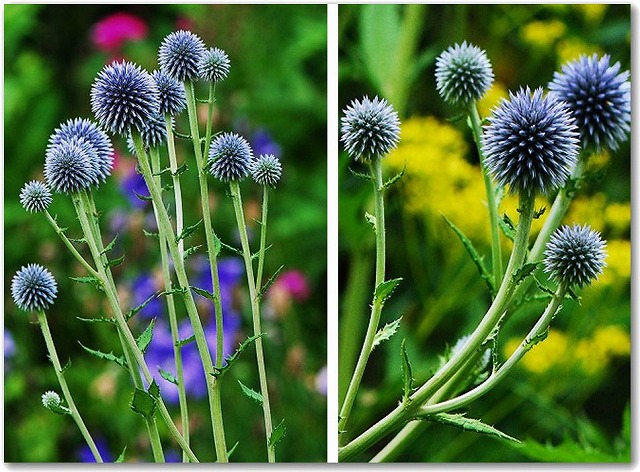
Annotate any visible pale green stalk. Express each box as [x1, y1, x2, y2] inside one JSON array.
[[149, 145, 191, 462], [229, 180, 275, 462], [164, 116, 185, 258], [37, 310, 103, 462], [131, 133, 227, 462], [338, 156, 385, 443], [339, 193, 535, 461], [203, 82, 216, 160], [70, 191, 197, 462], [255, 185, 269, 291]]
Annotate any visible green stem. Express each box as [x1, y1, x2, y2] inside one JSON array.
[[204, 82, 216, 161], [71, 192, 196, 462], [469, 102, 502, 284], [229, 180, 275, 462], [338, 156, 386, 443], [149, 145, 191, 462], [131, 133, 227, 462], [37, 310, 103, 463], [165, 116, 185, 258], [339, 192, 535, 461], [255, 186, 269, 291], [43, 210, 99, 278]]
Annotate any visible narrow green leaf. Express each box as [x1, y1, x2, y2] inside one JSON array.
[[442, 215, 496, 295], [148, 380, 160, 399], [533, 206, 546, 219], [126, 292, 159, 320], [142, 229, 159, 239], [158, 368, 178, 385], [211, 333, 266, 378], [67, 237, 86, 244], [383, 164, 406, 189], [158, 287, 187, 297], [176, 335, 195, 347], [348, 166, 372, 181], [192, 286, 217, 302], [61, 358, 72, 373], [48, 403, 72, 416], [400, 339, 413, 403], [211, 231, 222, 257], [237, 379, 263, 405], [173, 163, 188, 177], [567, 286, 581, 304], [162, 183, 174, 192], [183, 245, 202, 260], [257, 265, 284, 300], [219, 239, 242, 256], [76, 315, 115, 324], [268, 419, 286, 448], [136, 318, 156, 354], [105, 254, 125, 268], [365, 211, 376, 230], [372, 317, 402, 350], [499, 213, 516, 241], [78, 342, 127, 368], [226, 442, 239, 460], [251, 244, 272, 261], [69, 276, 103, 291], [130, 388, 156, 419], [425, 413, 520, 444], [176, 219, 202, 242], [116, 446, 127, 463], [100, 234, 118, 255], [133, 190, 153, 202], [512, 262, 540, 286], [373, 278, 402, 306]]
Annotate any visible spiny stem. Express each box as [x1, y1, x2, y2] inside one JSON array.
[[131, 132, 227, 462], [149, 145, 191, 462], [338, 156, 386, 443], [37, 310, 103, 463], [204, 82, 216, 161], [255, 185, 269, 291], [469, 102, 502, 285], [165, 116, 185, 258], [229, 180, 275, 462]]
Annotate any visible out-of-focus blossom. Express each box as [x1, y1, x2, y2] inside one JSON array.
[[252, 129, 282, 158], [315, 365, 327, 396], [267, 269, 310, 317], [5, 330, 16, 373], [131, 272, 163, 318], [91, 12, 148, 52], [77, 437, 113, 462], [120, 166, 150, 209]]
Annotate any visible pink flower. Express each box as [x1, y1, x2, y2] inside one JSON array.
[[273, 270, 310, 302], [91, 12, 148, 52]]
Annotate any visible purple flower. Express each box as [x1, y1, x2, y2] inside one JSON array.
[[77, 437, 113, 462], [131, 273, 162, 318], [252, 129, 282, 158], [120, 168, 150, 209], [5, 330, 15, 373]]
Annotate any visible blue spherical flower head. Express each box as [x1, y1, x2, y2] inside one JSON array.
[[208, 132, 253, 182], [483, 87, 580, 196], [198, 47, 230, 82], [251, 154, 282, 187], [44, 138, 98, 194], [142, 114, 168, 149], [435, 41, 494, 107], [158, 30, 206, 82], [544, 224, 606, 288], [549, 54, 631, 151], [47, 118, 114, 184], [341, 96, 400, 161], [11, 264, 58, 311], [20, 180, 52, 213], [151, 70, 187, 116], [91, 61, 160, 136]]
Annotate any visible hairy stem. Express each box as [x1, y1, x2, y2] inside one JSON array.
[[37, 310, 103, 463], [165, 115, 185, 258], [255, 185, 269, 291]]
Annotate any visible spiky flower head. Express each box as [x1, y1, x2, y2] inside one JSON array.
[[41, 391, 62, 409], [341, 96, 400, 161], [11, 264, 58, 312], [44, 138, 97, 193], [549, 54, 631, 151], [544, 224, 606, 288], [208, 132, 253, 182], [250, 154, 282, 187], [91, 61, 160, 136], [435, 41, 494, 107], [151, 70, 187, 116], [158, 30, 206, 82], [47, 118, 114, 184], [483, 87, 580, 196], [198, 47, 231, 82], [20, 180, 52, 213]]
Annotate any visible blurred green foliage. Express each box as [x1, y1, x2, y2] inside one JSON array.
[[5, 4, 326, 462], [339, 4, 630, 462]]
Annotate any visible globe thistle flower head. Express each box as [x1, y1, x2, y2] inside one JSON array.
[[141, 114, 168, 149], [544, 224, 606, 288], [483, 87, 580, 196], [250, 154, 282, 187], [158, 30, 206, 82], [11, 264, 58, 312], [44, 138, 97, 194], [91, 61, 160, 136], [20, 180, 52, 213], [198, 47, 231, 82], [208, 132, 253, 182], [341, 96, 400, 161], [549, 54, 630, 151], [435, 41, 494, 107], [47, 118, 114, 183], [151, 70, 186, 116], [41, 391, 62, 410]]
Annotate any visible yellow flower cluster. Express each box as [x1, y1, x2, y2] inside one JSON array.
[[504, 325, 630, 376], [521, 20, 567, 49], [556, 38, 603, 65]]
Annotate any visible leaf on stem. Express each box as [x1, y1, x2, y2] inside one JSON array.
[[176, 219, 202, 242], [533, 206, 546, 219], [78, 342, 127, 368], [373, 278, 403, 307], [61, 358, 72, 373], [400, 339, 414, 403], [176, 335, 195, 347], [257, 265, 284, 300], [499, 213, 516, 241], [218, 239, 242, 256], [76, 315, 115, 324], [512, 262, 540, 286], [133, 190, 153, 202], [226, 442, 239, 460], [142, 229, 159, 238], [372, 317, 402, 350], [211, 231, 222, 257], [191, 286, 217, 302], [99, 234, 118, 255], [116, 446, 127, 463], [126, 292, 160, 320], [136, 318, 156, 354], [158, 368, 178, 385], [237, 379, 263, 405], [67, 236, 86, 244], [183, 245, 202, 260], [383, 164, 406, 189], [69, 276, 103, 291], [348, 166, 373, 182], [423, 413, 521, 444], [365, 211, 376, 230], [442, 215, 496, 295], [105, 254, 125, 268], [48, 402, 72, 416], [130, 387, 156, 419], [211, 333, 266, 378], [251, 244, 272, 261], [268, 419, 286, 448]]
